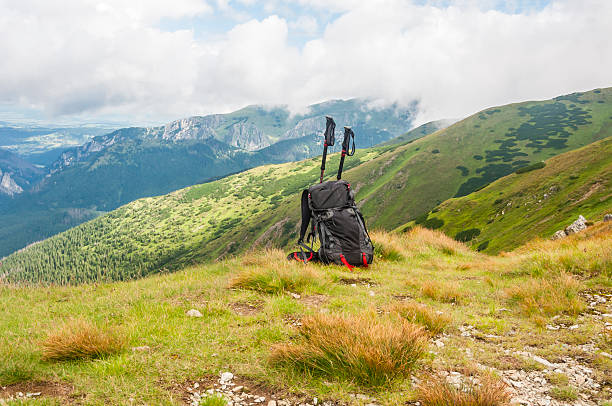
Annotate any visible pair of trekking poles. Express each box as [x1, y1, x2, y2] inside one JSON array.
[[319, 116, 355, 183]]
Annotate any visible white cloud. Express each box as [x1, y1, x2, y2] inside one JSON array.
[[0, 0, 611, 125], [289, 15, 319, 36]]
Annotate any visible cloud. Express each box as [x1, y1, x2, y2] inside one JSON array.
[[0, 0, 611, 125]]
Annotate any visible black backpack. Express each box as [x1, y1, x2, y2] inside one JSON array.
[[290, 117, 374, 270]]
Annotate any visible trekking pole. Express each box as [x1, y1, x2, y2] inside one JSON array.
[[337, 126, 355, 180], [319, 116, 336, 183]]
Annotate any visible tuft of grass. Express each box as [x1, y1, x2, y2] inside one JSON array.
[[504, 274, 584, 317], [421, 280, 465, 304], [546, 372, 569, 386], [269, 313, 429, 386], [229, 264, 323, 294], [199, 394, 228, 406], [417, 374, 511, 406], [0, 359, 35, 385], [40, 318, 126, 361], [371, 231, 404, 261], [549, 385, 579, 401], [389, 302, 451, 335]]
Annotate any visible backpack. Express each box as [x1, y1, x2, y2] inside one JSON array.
[[289, 116, 374, 270], [297, 180, 374, 270]]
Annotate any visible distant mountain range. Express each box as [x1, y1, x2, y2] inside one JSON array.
[[0, 99, 421, 257], [0, 124, 115, 165]]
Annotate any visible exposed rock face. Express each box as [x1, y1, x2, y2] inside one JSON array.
[[50, 131, 122, 173], [605, 214, 612, 222], [0, 170, 23, 196], [225, 122, 270, 151], [551, 230, 567, 240], [565, 215, 588, 235], [159, 116, 221, 141]]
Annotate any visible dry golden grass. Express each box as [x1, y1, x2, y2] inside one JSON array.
[[270, 313, 429, 386], [372, 227, 474, 262], [41, 318, 126, 361], [420, 280, 466, 304], [504, 273, 584, 317], [512, 222, 612, 278], [417, 374, 511, 406], [389, 301, 451, 335], [229, 260, 324, 294]]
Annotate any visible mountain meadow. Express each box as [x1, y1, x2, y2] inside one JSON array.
[[0, 88, 611, 406]]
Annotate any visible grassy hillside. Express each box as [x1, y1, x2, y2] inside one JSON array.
[[401, 136, 612, 253], [382, 118, 457, 145], [1, 225, 610, 405], [2, 88, 612, 284]]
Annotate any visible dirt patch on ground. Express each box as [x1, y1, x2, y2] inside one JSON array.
[[0, 381, 75, 403], [392, 294, 413, 301], [230, 300, 264, 316], [174, 374, 339, 406], [299, 294, 328, 307], [282, 314, 302, 327], [338, 277, 377, 287]]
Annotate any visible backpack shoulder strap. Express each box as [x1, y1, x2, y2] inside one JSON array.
[[298, 189, 311, 243]]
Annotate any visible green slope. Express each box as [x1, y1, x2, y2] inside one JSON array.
[[3, 87, 612, 284], [400, 136, 612, 253]]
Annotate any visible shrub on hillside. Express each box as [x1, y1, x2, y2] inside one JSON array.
[[270, 314, 428, 386], [455, 228, 481, 242], [41, 318, 126, 361], [417, 374, 511, 406]]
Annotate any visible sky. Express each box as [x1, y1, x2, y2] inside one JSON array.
[[0, 0, 611, 127]]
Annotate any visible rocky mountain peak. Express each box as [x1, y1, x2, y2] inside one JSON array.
[[0, 170, 23, 196]]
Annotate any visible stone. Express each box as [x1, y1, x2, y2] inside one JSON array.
[[532, 355, 555, 368], [220, 372, 234, 383], [268, 401, 277, 406], [232, 386, 243, 393], [564, 215, 587, 235], [551, 230, 567, 240], [186, 309, 203, 317], [604, 213, 612, 222]]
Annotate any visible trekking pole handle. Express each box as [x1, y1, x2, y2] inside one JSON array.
[[337, 126, 355, 180], [320, 116, 336, 183]]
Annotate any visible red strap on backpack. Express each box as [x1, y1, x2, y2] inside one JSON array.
[[362, 252, 368, 267], [294, 252, 313, 263], [339, 254, 354, 271]]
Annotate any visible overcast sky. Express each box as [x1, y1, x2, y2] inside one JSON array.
[[0, 0, 611, 126]]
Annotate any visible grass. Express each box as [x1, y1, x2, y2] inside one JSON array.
[[40, 318, 126, 361], [389, 301, 451, 335], [199, 394, 228, 406], [0, 359, 35, 385], [504, 274, 584, 318], [549, 385, 579, 401], [421, 281, 466, 304], [417, 375, 511, 406], [229, 252, 325, 294], [270, 313, 428, 386], [1, 225, 611, 404]]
